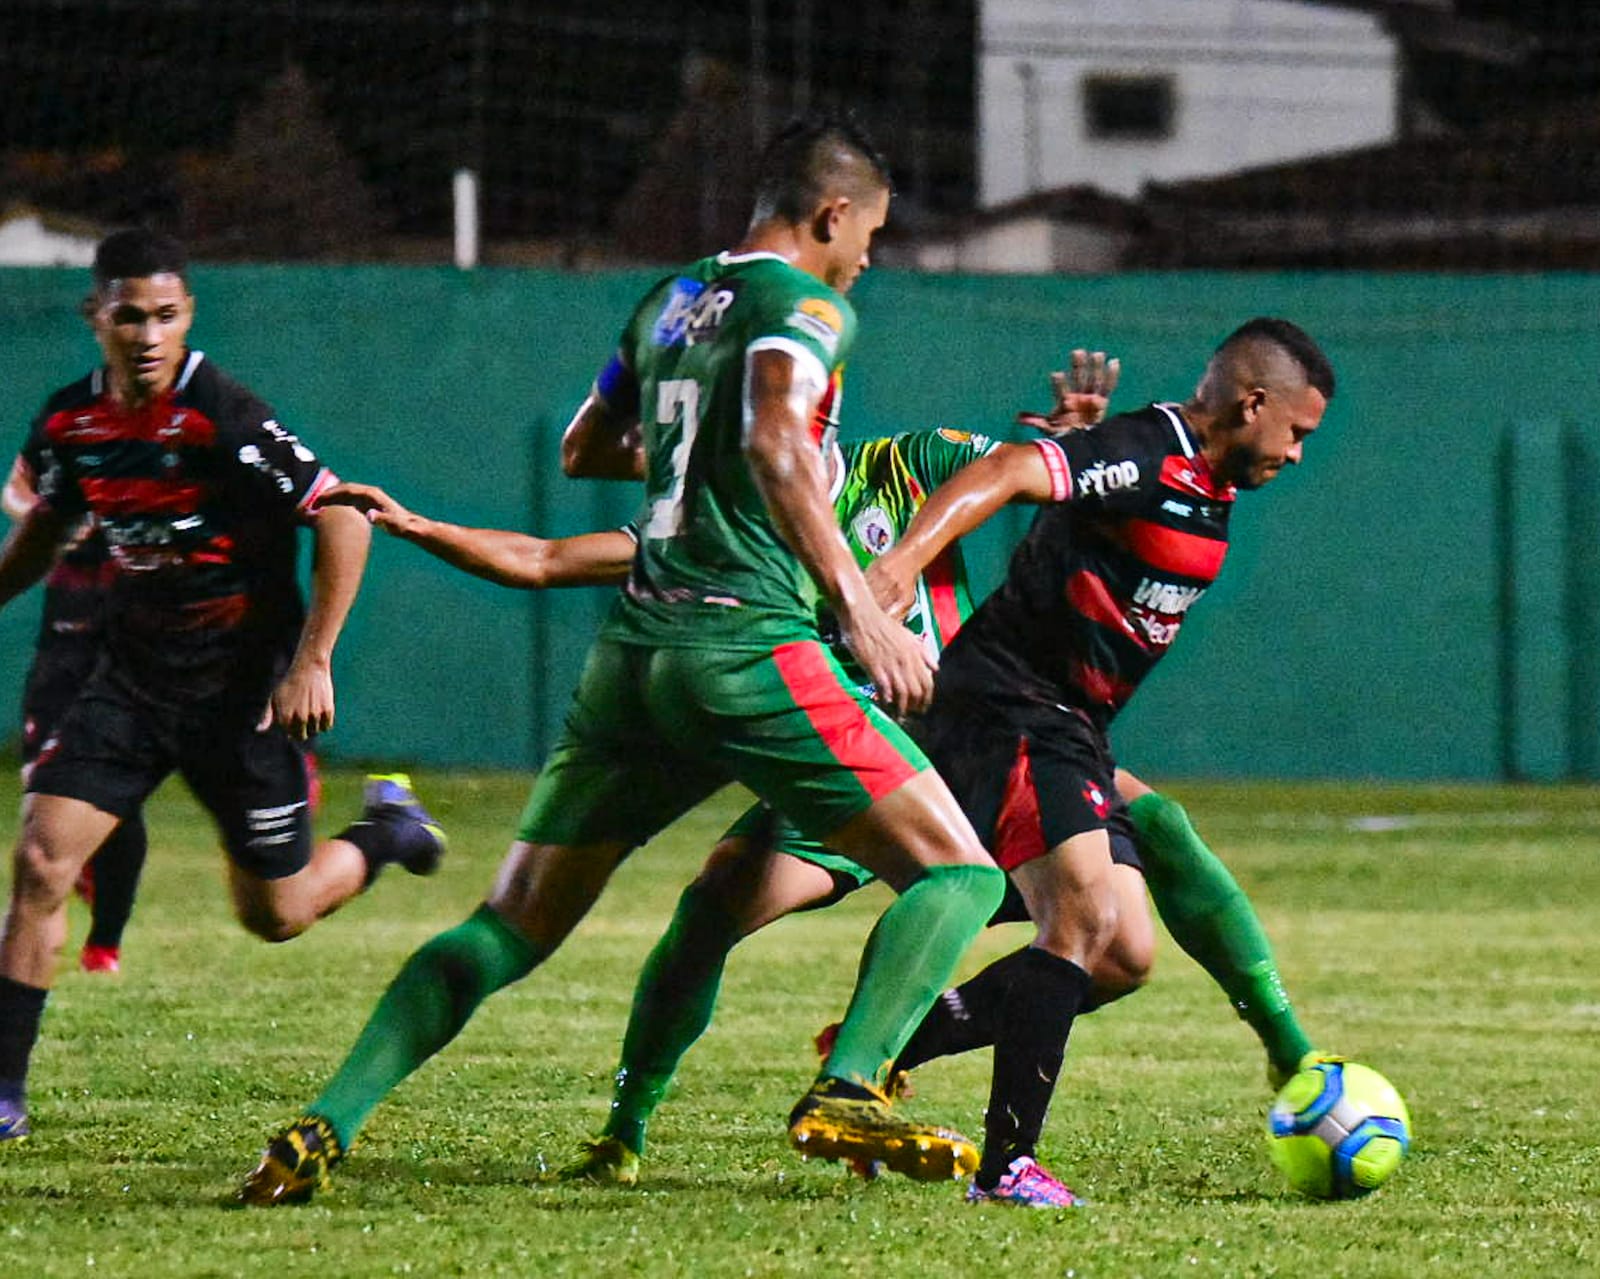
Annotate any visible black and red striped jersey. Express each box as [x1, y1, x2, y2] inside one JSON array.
[[937, 402, 1235, 724], [21, 351, 336, 703]]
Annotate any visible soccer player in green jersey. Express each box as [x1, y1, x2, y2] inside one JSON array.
[[239, 114, 1008, 1205]]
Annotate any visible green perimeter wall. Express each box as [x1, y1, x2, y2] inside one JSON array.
[[2, 266, 1596, 780]]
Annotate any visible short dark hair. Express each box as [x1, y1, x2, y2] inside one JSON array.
[[750, 112, 892, 224], [1215, 317, 1336, 399], [92, 228, 189, 292]]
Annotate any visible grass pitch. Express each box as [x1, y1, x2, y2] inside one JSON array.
[[1, 771, 1598, 1278]]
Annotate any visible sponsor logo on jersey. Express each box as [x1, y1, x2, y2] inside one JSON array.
[[851, 504, 896, 555], [1077, 458, 1140, 498], [1082, 781, 1111, 819], [237, 443, 294, 493], [798, 297, 843, 332], [652, 278, 744, 347], [1131, 577, 1206, 615], [262, 419, 316, 462], [1160, 498, 1192, 518], [935, 428, 994, 452], [651, 278, 704, 344]]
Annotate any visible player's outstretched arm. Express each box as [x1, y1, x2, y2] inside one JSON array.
[[0, 500, 71, 610], [868, 442, 1060, 619], [743, 348, 935, 715], [319, 482, 633, 590], [271, 503, 371, 740], [561, 389, 645, 481]]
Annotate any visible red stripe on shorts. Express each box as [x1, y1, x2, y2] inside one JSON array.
[[772, 640, 919, 802], [993, 737, 1048, 872]]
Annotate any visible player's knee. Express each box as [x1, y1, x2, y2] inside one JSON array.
[[235, 901, 310, 944], [11, 836, 80, 909], [1033, 885, 1120, 963]]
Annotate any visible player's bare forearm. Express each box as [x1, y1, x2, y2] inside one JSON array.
[[0, 503, 70, 610], [878, 442, 1057, 587], [320, 481, 631, 588], [297, 503, 370, 665], [398, 522, 632, 589], [561, 392, 645, 480], [273, 503, 369, 737]]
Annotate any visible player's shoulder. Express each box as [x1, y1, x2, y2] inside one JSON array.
[[28, 372, 99, 444], [36, 372, 98, 420], [176, 354, 276, 431], [1068, 402, 1195, 461], [1097, 402, 1187, 441]]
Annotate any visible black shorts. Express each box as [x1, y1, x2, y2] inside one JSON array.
[[27, 667, 314, 880], [20, 635, 103, 768], [914, 689, 1142, 882]]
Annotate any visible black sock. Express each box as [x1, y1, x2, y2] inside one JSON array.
[[86, 815, 148, 949], [0, 976, 50, 1095], [975, 948, 1092, 1189], [337, 818, 404, 886], [895, 946, 1036, 1072]]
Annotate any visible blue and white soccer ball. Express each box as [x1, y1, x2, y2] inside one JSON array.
[[1267, 1059, 1411, 1198]]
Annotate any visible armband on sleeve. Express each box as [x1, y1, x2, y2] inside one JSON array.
[[1032, 437, 1073, 502], [595, 352, 640, 418]]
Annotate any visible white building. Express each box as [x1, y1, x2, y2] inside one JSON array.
[[980, 0, 1400, 205], [0, 208, 98, 266]]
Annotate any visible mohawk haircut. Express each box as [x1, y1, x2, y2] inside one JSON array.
[[1214, 317, 1336, 400], [92, 228, 189, 292], [749, 112, 892, 225]]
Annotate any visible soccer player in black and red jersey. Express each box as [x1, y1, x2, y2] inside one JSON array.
[[0, 229, 445, 1141], [870, 318, 1336, 1204]]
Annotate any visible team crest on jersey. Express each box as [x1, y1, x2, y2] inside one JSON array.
[[787, 297, 843, 356], [851, 504, 896, 556], [653, 278, 742, 347]]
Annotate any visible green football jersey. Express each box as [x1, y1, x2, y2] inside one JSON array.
[[599, 251, 856, 650], [827, 427, 1004, 683]]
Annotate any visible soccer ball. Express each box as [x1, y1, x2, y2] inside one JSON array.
[[1267, 1060, 1411, 1199]]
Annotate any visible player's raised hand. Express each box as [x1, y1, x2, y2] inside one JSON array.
[[839, 600, 936, 716], [1016, 348, 1121, 436], [316, 482, 422, 539]]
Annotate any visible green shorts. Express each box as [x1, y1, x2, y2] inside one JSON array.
[[722, 802, 877, 897], [518, 635, 928, 848]]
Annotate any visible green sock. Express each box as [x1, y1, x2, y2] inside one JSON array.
[[310, 904, 542, 1149], [603, 881, 742, 1155], [823, 862, 1005, 1091], [1129, 792, 1313, 1076]]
